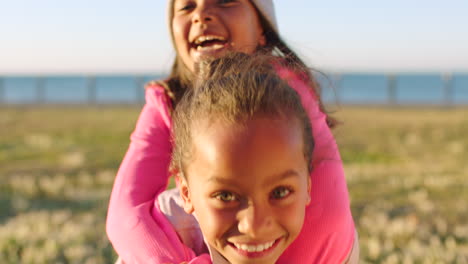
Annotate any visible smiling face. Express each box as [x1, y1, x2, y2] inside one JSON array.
[[172, 0, 266, 71], [178, 116, 310, 264]]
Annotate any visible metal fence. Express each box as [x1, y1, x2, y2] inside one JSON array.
[[0, 76, 149, 105], [323, 73, 465, 106], [0, 73, 467, 106]]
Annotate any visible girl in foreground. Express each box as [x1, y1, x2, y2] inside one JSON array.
[[162, 54, 315, 264], [107, 0, 358, 263]]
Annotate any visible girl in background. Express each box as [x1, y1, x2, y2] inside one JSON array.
[[107, 0, 358, 263]]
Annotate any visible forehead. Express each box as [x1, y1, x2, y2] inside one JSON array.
[[171, 0, 259, 12], [186, 116, 306, 184], [194, 115, 302, 149]]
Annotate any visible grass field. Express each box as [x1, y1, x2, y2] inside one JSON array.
[[1, 106, 467, 263]]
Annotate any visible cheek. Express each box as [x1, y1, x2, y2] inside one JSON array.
[[280, 200, 308, 237], [194, 202, 236, 240], [232, 17, 259, 36], [172, 19, 189, 47]]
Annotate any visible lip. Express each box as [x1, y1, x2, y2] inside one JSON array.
[[190, 42, 229, 62], [189, 33, 230, 60], [189, 31, 227, 44], [227, 237, 283, 259], [192, 35, 227, 45]]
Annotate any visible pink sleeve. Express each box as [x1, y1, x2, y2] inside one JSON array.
[[276, 68, 356, 263], [106, 86, 212, 264]]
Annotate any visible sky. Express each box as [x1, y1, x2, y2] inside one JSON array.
[[1, 0, 467, 74]]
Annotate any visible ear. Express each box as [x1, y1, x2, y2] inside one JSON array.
[[259, 33, 266, 46], [306, 177, 312, 205], [177, 176, 195, 214]]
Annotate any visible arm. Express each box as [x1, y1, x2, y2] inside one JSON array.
[[343, 230, 360, 264], [276, 68, 357, 263], [106, 86, 211, 264]]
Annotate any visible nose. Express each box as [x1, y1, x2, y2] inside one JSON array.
[[192, 5, 214, 24], [238, 203, 273, 238]]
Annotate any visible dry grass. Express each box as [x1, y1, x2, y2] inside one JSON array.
[[0, 106, 467, 263], [333, 106, 468, 263]]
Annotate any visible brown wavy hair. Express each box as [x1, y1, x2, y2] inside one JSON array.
[[171, 52, 315, 176]]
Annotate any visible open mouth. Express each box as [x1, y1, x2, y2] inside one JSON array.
[[192, 35, 228, 52], [227, 237, 282, 258]]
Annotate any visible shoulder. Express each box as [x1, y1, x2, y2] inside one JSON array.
[[144, 80, 174, 110], [273, 63, 318, 102], [145, 79, 171, 97]]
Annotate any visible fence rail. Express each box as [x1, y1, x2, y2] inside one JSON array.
[[0, 73, 467, 106]]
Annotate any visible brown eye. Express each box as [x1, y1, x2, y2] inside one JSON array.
[[177, 2, 195, 11], [271, 187, 292, 200], [218, 0, 235, 3], [214, 191, 237, 202], [218, 0, 237, 6]]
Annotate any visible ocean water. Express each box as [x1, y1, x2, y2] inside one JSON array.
[[1, 73, 467, 105], [317, 73, 468, 105], [0, 75, 161, 104]]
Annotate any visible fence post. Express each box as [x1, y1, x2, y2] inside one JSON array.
[[87, 76, 96, 104], [443, 73, 453, 106], [0, 77, 4, 104], [333, 73, 342, 104], [135, 76, 145, 104], [36, 77, 46, 104], [387, 74, 397, 105]]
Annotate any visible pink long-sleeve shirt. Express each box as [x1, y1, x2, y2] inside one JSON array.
[[106, 66, 355, 264]]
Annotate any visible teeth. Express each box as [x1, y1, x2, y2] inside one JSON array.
[[196, 43, 225, 51], [194, 35, 226, 45], [233, 241, 275, 253]]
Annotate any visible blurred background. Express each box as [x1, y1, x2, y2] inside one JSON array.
[[1, 0, 467, 263]]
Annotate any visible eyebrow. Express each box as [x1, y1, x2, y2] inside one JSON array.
[[206, 170, 300, 185], [206, 176, 233, 185], [265, 170, 301, 186]]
